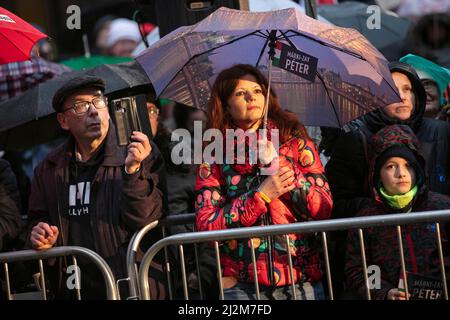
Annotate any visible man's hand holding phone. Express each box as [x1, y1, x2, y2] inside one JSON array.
[[124, 131, 152, 174]]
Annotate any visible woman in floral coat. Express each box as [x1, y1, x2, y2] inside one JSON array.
[[195, 64, 333, 300]]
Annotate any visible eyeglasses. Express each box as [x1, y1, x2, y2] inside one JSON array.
[[148, 107, 160, 119], [63, 96, 107, 115]]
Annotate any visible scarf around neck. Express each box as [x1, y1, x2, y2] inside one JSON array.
[[379, 185, 418, 209]]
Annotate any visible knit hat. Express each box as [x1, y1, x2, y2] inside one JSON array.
[[373, 145, 424, 190], [106, 18, 141, 48], [400, 54, 450, 107]]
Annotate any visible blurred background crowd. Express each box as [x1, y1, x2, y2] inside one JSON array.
[[0, 0, 448, 65]]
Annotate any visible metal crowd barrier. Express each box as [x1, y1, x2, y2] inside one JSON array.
[[122, 214, 197, 300], [158, 213, 199, 300], [0, 246, 119, 300], [120, 220, 159, 300], [137, 209, 450, 300]]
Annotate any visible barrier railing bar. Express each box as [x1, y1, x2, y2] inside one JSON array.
[[193, 242, 204, 300], [179, 244, 189, 300], [72, 256, 81, 300], [38, 259, 47, 300], [192, 223, 204, 300], [214, 241, 224, 300], [142, 210, 450, 247], [435, 222, 448, 300], [125, 220, 159, 300], [138, 210, 450, 300], [4, 262, 12, 300], [161, 226, 174, 300], [357, 229, 371, 300], [249, 238, 260, 300], [284, 235, 297, 300], [0, 246, 119, 300], [396, 226, 409, 300], [321, 231, 334, 300]]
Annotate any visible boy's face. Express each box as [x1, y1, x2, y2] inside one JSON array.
[[380, 156, 416, 195]]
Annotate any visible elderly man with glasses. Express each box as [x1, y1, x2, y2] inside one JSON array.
[[27, 76, 166, 299]]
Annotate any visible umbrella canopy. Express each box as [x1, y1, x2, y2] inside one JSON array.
[[0, 61, 151, 151], [317, 1, 412, 61], [131, 0, 332, 57], [0, 6, 47, 63], [60, 55, 133, 70], [137, 7, 400, 128]]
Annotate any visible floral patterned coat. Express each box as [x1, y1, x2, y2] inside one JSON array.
[[195, 133, 333, 287]]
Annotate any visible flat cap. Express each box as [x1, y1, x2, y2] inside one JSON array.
[[52, 76, 106, 112]]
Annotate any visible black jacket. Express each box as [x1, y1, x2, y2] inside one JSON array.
[[326, 61, 450, 218], [0, 158, 22, 251], [28, 122, 167, 295]]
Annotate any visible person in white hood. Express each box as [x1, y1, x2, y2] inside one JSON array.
[[106, 18, 141, 57]]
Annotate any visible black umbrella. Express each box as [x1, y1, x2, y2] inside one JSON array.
[[318, 1, 412, 61], [0, 61, 151, 151]]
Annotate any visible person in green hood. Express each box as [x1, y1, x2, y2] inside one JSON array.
[[345, 124, 450, 300], [400, 54, 450, 121]]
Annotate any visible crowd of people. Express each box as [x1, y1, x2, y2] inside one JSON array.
[[0, 1, 450, 301]]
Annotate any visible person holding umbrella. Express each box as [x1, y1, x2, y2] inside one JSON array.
[[27, 76, 166, 299], [195, 64, 333, 300]]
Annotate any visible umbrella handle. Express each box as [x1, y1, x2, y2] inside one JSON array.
[[262, 31, 277, 135], [262, 60, 272, 135]]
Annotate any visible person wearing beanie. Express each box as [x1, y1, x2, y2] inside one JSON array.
[[106, 18, 141, 57], [400, 54, 450, 120], [345, 125, 450, 300], [372, 145, 423, 212], [27, 76, 166, 299], [324, 61, 450, 299]]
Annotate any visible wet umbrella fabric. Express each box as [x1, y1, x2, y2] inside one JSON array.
[[136, 7, 401, 128], [0, 61, 150, 151], [0, 6, 47, 63], [318, 1, 412, 61]]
